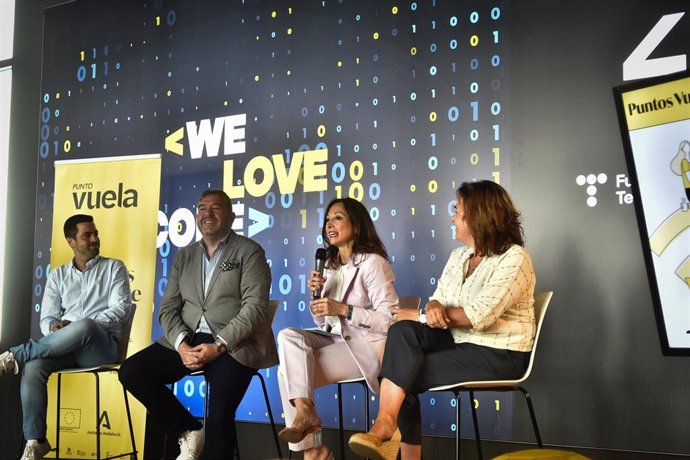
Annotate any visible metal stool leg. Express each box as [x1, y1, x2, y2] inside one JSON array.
[[454, 391, 461, 460], [338, 383, 345, 460], [468, 390, 483, 460], [519, 387, 543, 447], [95, 372, 101, 460], [338, 380, 370, 460], [55, 374, 62, 458], [254, 371, 282, 458]]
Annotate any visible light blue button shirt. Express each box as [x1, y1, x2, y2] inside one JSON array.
[[39, 255, 132, 340], [197, 238, 226, 333]]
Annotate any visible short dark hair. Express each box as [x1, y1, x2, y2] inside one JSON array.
[[63, 214, 94, 239], [321, 198, 389, 268], [456, 180, 525, 256], [198, 189, 232, 211]]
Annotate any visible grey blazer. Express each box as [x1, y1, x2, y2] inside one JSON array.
[[156, 231, 278, 370]]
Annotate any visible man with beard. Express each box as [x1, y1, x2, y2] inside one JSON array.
[[0, 214, 133, 460], [119, 189, 276, 460]]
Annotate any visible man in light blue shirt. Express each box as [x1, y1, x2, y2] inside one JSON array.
[[0, 214, 132, 460]]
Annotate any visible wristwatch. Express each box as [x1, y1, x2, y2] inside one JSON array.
[[418, 313, 427, 324], [214, 338, 228, 354], [346, 304, 355, 321]]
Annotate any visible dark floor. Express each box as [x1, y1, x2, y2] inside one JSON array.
[[223, 423, 690, 460]]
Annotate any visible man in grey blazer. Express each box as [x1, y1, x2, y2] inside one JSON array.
[[119, 189, 277, 460]]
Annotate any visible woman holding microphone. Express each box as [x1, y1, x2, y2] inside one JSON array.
[[277, 197, 399, 460]]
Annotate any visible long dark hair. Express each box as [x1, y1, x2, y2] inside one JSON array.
[[457, 180, 525, 256], [321, 198, 389, 268]]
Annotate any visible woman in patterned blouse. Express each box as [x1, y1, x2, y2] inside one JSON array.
[[349, 180, 537, 460]]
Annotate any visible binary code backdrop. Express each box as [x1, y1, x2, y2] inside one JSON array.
[[35, 0, 511, 439], [31, 0, 690, 454]]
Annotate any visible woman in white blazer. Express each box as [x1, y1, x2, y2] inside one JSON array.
[[277, 198, 399, 460]]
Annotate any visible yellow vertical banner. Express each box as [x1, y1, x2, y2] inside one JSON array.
[[46, 154, 161, 459]]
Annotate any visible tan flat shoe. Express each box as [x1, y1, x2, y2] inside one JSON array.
[[348, 431, 401, 460]]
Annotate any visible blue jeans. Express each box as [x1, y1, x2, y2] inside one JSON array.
[[11, 318, 118, 439]]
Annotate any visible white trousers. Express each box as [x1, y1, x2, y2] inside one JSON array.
[[277, 327, 364, 452]]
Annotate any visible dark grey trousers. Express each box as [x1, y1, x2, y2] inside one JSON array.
[[379, 321, 529, 444]]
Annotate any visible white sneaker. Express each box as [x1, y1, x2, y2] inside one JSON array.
[[176, 428, 204, 460], [21, 440, 51, 460], [0, 351, 18, 376]]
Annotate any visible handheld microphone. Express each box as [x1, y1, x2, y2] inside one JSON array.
[[313, 248, 328, 300]]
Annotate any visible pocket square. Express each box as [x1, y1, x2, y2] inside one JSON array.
[[220, 259, 240, 271]]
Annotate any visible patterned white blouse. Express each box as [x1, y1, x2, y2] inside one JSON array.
[[429, 244, 536, 352]]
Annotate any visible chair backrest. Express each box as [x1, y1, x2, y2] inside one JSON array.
[[520, 291, 553, 381], [398, 295, 422, 309], [116, 304, 137, 364], [425, 291, 553, 391]]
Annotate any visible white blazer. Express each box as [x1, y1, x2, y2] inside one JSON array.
[[312, 252, 398, 393]]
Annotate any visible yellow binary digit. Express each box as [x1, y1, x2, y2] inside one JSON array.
[[349, 183, 363, 201], [300, 209, 307, 228], [349, 160, 363, 181]]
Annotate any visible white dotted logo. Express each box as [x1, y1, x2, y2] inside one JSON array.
[[576, 173, 608, 207]]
